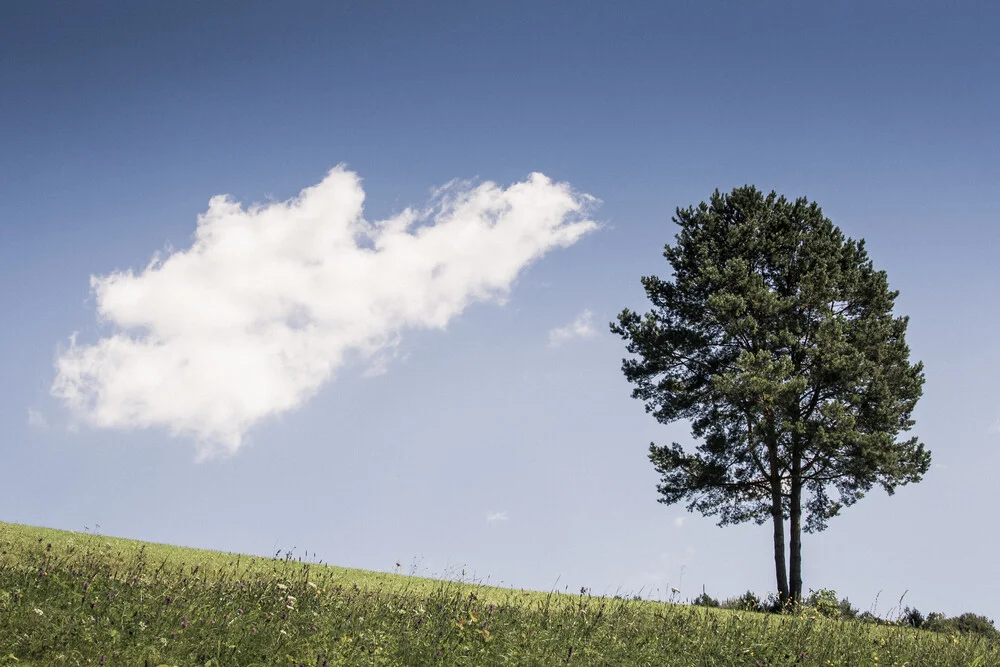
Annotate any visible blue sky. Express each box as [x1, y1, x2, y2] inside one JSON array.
[[2, 1, 998, 620]]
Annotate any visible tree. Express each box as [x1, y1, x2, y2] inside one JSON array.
[[611, 187, 930, 603]]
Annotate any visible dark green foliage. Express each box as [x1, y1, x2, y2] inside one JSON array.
[[924, 612, 948, 632], [903, 606, 926, 628], [691, 591, 720, 608], [612, 186, 930, 601], [809, 590, 856, 622], [722, 590, 763, 613], [806, 588, 842, 619], [950, 613, 999, 639], [925, 612, 1000, 640], [838, 597, 859, 620]]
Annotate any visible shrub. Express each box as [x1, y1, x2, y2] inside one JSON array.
[[925, 611, 999, 640], [691, 592, 719, 608], [838, 597, 859, 620], [806, 588, 841, 619], [952, 613, 999, 638], [901, 606, 925, 628], [722, 590, 763, 612]]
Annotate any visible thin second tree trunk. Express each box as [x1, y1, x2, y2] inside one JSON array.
[[789, 464, 803, 602], [767, 424, 789, 602], [770, 478, 789, 601]]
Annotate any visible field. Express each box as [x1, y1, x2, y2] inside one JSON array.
[[0, 522, 996, 666]]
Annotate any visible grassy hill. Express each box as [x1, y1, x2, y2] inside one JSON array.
[[0, 521, 995, 666]]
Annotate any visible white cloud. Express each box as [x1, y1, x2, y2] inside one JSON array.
[[486, 511, 509, 523], [990, 418, 1000, 434], [547, 309, 596, 347], [27, 408, 48, 429], [52, 167, 599, 457], [673, 516, 685, 527]]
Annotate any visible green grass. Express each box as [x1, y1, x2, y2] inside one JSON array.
[[0, 522, 996, 666]]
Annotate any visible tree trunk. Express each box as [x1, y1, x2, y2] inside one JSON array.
[[767, 423, 789, 602], [771, 502, 789, 602], [789, 458, 803, 602]]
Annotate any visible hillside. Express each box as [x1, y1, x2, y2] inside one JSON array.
[[0, 522, 995, 666]]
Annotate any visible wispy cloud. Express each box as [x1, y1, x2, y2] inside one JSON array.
[[486, 511, 509, 523], [27, 408, 48, 429], [547, 309, 596, 347], [52, 167, 598, 457], [989, 418, 1000, 435], [673, 516, 685, 528]]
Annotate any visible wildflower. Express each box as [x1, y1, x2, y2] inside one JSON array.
[[33, 608, 44, 616]]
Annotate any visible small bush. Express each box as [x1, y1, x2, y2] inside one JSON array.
[[901, 606, 925, 628], [925, 611, 999, 639], [952, 612, 999, 638], [838, 597, 859, 619], [691, 592, 719, 608], [806, 588, 841, 619], [722, 590, 762, 612], [923, 612, 947, 632]]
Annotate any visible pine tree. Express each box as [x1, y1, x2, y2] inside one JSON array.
[[612, 187, 930, 602]]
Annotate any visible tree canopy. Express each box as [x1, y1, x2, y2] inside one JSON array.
[[611, 186, 930, 602]]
